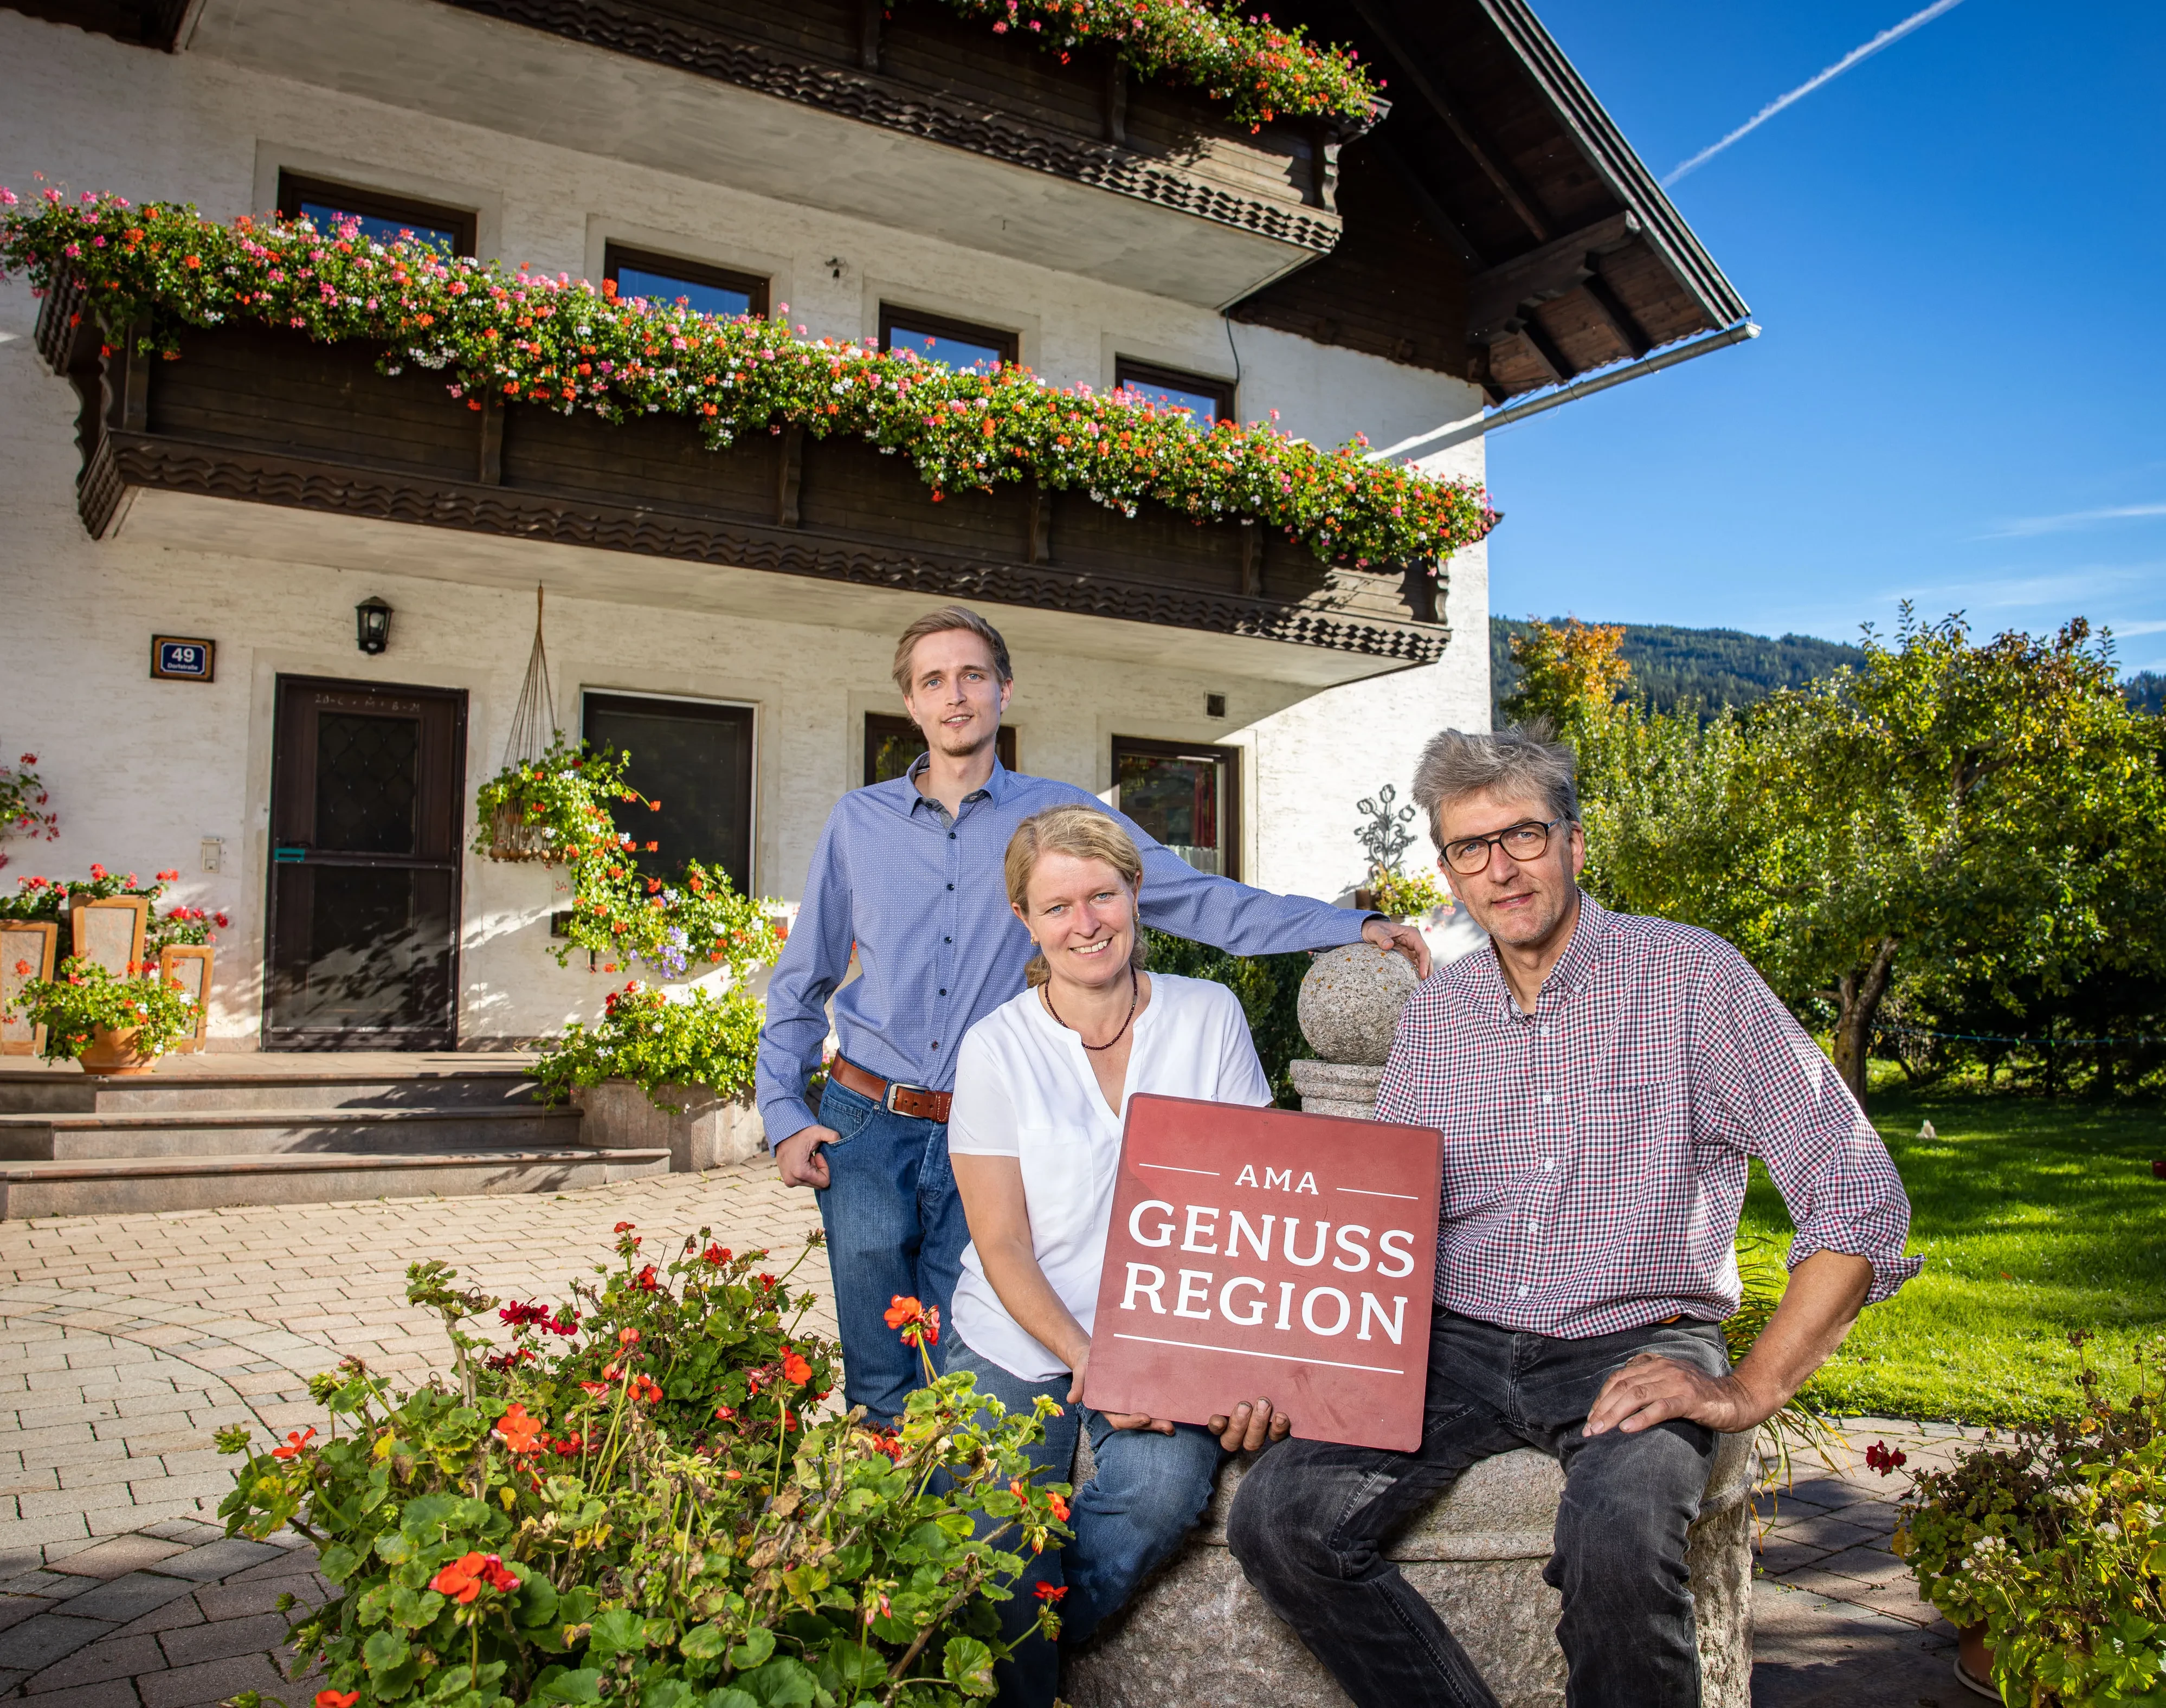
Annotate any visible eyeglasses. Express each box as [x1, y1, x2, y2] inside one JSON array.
[[1440, 817, 1565, 876]]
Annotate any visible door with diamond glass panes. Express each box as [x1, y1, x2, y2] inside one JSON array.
[[265, 679, 466, 1049]]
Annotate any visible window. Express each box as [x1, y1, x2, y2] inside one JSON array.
[[1111, 737, 1239, 879], [880, 305, 1018, 376], [1114, 358, 1234, 424], [865, 713, 1016, 786], [603, 243, 768, 320], [582, 692, 756, 897], [276, 172, 476, 256]]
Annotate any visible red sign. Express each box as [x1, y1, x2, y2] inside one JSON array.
[[1080, 1093, 1442, 1452]]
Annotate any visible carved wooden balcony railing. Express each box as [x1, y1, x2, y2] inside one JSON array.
[[38, 285, 1448, 669]]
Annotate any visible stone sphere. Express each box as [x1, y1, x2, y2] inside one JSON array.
[[1297, 942, 1417, 1066]]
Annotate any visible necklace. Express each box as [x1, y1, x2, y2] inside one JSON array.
[[1043, 962, 1139, 1053]]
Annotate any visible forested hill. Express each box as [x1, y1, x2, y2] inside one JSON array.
[[1490, 617, 1864, 716]]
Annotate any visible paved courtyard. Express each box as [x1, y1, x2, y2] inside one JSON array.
[[1, 1169, 1977, 1706]]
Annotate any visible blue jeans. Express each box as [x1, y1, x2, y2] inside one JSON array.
[[948, 1340, 1223, 1708], [811, 1074, 970, 1421], [1227, 1310, 1730, 1708]]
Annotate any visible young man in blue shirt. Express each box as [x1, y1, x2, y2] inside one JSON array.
[[755, 605, 1430, 1419]]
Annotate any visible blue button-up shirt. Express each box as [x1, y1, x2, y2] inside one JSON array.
[[755, 757, 1371, 1145]]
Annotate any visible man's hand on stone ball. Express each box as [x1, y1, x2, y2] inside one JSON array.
[[775, 1126, 835, 1189], [1362, 917, 1433, 978], [1583, 1353, 1757, 1438], [1207, 1398, 1293, 1453]]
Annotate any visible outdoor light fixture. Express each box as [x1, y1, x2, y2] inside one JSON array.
[[354, 596, 392, 655]]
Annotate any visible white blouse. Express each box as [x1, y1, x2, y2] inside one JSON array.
[[946, 972, 1274, 1382]]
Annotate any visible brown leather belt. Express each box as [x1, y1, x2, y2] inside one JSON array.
[[830, 1056, 952, 1124]]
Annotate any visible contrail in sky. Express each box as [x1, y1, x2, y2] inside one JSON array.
[[1661, 0, 1969, 187]]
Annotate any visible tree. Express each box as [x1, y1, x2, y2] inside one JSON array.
[[1499, 616, 1630, 729], [1552, 610, 2166, 1106]]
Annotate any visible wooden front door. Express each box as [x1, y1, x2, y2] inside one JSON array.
[[265, 678, 466, 1050]]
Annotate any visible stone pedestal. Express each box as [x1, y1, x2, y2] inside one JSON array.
[[1063, 940, 1756, 1706], [571, 1079, 763, 1171]]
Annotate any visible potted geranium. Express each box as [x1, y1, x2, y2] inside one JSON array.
[[10, 955, 202, 1073], [1892, 1334, 2166, 1703], [536, 979, 768, 1170]]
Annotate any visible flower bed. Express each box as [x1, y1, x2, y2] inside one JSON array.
[[932, 0, 1381, 126], [0, 193, 1495, 576], [217, 1225, 1071, 1708]]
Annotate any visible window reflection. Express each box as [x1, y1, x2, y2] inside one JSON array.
[[1114, 743, 1233, 877], [611, 264, 753, 319]]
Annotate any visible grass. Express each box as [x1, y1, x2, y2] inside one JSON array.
[[1737, 1081, 2166, 1426]]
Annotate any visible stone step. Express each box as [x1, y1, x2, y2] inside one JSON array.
[[0, 1104, 586, 1161], [0, 1146, 671, 1219], [0, 1064, 546, 1116]]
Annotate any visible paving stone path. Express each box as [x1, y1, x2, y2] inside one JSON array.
[[2, 1169, 1982, 1706]]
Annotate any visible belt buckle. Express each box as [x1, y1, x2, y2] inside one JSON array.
[[883, 1080, 932, 1114]]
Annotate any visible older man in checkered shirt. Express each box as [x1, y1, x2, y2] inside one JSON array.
[[1226, 724, 1920, 1708]]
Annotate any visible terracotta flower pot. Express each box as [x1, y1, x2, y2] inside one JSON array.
[[77, 1025, 162, 1076], [1954, 1621, 1998, 1699]]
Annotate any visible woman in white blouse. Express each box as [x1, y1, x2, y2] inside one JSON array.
[[946, 804, 1292, 1706]]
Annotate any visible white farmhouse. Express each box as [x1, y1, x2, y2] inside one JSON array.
[[0, 0, 1746, 1065]]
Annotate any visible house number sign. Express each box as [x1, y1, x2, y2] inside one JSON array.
[[151, 636, 216, 681]]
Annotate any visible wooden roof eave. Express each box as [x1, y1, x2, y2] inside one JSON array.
[[1473, 0, 1750, 331]]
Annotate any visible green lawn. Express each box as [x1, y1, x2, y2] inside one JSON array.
[[1738, 1084, 2166, 1425]]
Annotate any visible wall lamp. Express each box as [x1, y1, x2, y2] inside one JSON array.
[[355, 596, 392, 655]]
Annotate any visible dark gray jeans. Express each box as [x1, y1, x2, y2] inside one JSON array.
[[1227, 1310, 1730, 1708]]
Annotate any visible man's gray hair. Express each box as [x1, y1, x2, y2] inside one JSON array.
[[1410, 723, 1581, 847]]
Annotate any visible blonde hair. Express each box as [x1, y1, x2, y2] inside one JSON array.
[[1004, 805, 1150, 989], [891, 606, 1014, 694]]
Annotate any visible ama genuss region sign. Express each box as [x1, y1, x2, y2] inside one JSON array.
[[1082, 1093, 1442, 1451]]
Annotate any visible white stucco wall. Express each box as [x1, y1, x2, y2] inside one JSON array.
[[0, 11, 1494, 1048]]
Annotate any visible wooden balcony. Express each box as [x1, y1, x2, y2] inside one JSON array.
[[40, 286, 1448, 678], [177, 0, 1365, 308]]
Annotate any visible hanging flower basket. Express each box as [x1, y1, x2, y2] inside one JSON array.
[[485, 798, 558, 863]]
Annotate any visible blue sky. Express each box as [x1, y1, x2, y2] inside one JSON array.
[[1482, 1, 2166, 674]]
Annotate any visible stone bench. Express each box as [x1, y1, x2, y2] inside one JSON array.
[[1064, 1430, 1755, 1708]]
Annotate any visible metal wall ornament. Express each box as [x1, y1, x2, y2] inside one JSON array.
[[1355, 782, 1418, 875]]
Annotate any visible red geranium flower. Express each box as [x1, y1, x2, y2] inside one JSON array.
[[702, 1243, 731, 1265], [315, 1691, 360, 1708], [272, 1427, 316, 1460], [494, 1403, 544, 1455], [1034, 1581, 1067, 1603], [885, 1295, 939, 1347], [781, 1349, 813, 1387], [429, 1551, 518, 1604]]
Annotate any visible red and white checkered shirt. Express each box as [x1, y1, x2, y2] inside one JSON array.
[[1375, 893, 1920, 1339]]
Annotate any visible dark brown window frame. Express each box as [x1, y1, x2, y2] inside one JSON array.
[[878, 304, 1020, 370], [581, 689, 758, 897], [275, 171, 478, 257], [1113, 356, 1236, 423], [865, 713, 1016, 787], [602, 243, 770, 317], [1110, 734, 1241, 882]]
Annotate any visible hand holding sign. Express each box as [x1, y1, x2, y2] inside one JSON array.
[[1080, 1093, 1443, 1452]]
